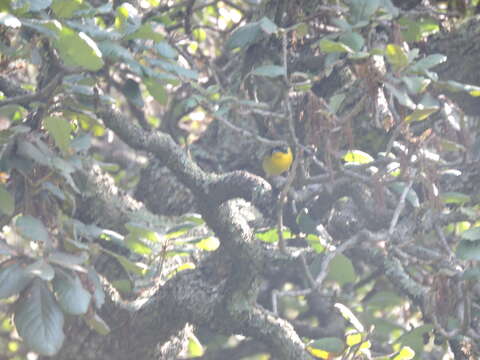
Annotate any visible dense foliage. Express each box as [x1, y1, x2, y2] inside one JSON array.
[[0, 0, 480, 359]]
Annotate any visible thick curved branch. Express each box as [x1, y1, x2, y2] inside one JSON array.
[[96, 105, 276, 214]]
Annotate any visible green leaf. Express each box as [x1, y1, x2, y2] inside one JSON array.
[[384, 83, 416, 109], [399, 17, 439, 42], [317, 38, 353, 53], [334, 303, 364, 332], [395, 324, 433, 356], [0, 241, 16, 256], [389, 182, 420, 208], [193, 28, 207, 42], [393, 346, 415, 360], [187, 333, 204, 357], [144, 77, 168, 105], [402, 76, 430, 94], [125, 23, 163, 41], [440, 192, 470, 205], [349, 0, 380, 22], [0, 261, 32, 299], [259, 17, 277, 34], [25, 260, 55, 281], [44, 116, 72, 154], [53, 271, 91, 315], [339, 31, 364, 52], [84, 313, 110, 336], [71, 133, 92, 152], [48, 251, 88, 272], [14, 279, 65, 356], [308, 337, 344, 354], [0, 184, 14, 215], [306, 234, 325, 254], [195, 237, 220, 251], [0, 12, 21, 28], [113, 253, 148, 275], [165, 222, 197, 239], [461, 267, 480, 281], [51, 0, 84, 18], [404, 106, 438, 122], [42, 181, 66, 201], [409, 54, 447, 72], [366, 291, 403, 310], [16, 138, 52, 167], [251, 65, 285, 78], [125, 223, 161, 242], [87, 267, 105, 308], [460, 227, 480, 241], [43, 21, 104, 71], [15, 215, 50, 244], [327, 254, 356, 286], [225, 21, 263, 51], [225, 17, 276, 51], [156, 41, 177, 59], [14, 0, 51, 12], [296, 210, 320, 236], [84, 311, 110, 335], [437, 80, 480, 97], [385, 44, 409, 71], [111, 278, 132, 293], [125, 234, 152, 255], [343, 150, 374, 164], [255, 228, 293, 243]]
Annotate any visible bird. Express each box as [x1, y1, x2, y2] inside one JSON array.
[[262, 145, 293, 177]]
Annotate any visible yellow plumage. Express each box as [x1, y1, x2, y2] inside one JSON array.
[[262, 146, 293, 177]]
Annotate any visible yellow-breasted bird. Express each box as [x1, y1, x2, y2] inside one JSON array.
[[262, 145, 293, 177]]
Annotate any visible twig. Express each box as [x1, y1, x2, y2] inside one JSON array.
[[276, 148, 302, 253], [434, 223, 455, 258], [0, 72, 64, 108], [388, 172, 415, 235], [314, 234, 360, 290], [202, 100, 284, 147]]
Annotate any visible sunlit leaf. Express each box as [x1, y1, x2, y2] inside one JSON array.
[[84, 311, 110, 335], [335, 303, 364, 332], [125, 234, 152, 255], [42, 20, 104, 71], [44, 116, 72, 153], [317, 38, 353, 53], [343, 150, 374, 164], [51, 0, 84, 18], [195, 237, 220, 251], [440, 192, 471, 205], [395, 324, 433, 355], [393, 346, 415, 360], [404, 106, 438, 122], [307, 337, 344, 359], [144, 77, 168, 105], [385, 44, 409, 71], [187, 333, 204, 357]]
